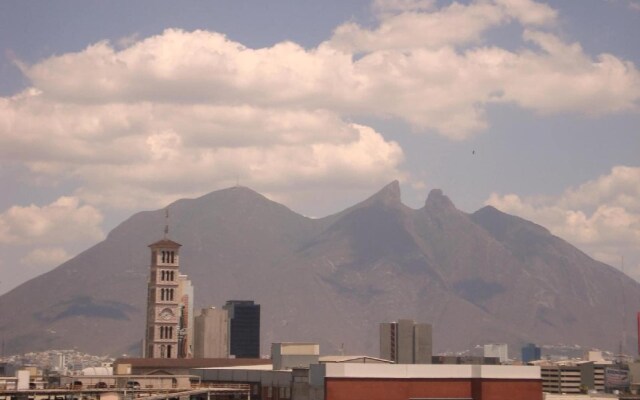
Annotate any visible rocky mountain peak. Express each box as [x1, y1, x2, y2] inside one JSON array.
[[366, 180, 402, 206], [424, 189, 456, 212]]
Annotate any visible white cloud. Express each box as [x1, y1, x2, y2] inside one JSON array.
[[486, 166, 640, 278], [331, 0, 556, 53], [6, 6, 636, 145], [0, 0, 637, 217], [0, 197, 104, 245], [20, 247, 71, 268]]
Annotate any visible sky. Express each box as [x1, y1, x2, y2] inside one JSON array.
[[0, 0, 638, 294]]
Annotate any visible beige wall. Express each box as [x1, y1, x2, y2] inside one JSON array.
[[194, 307, 229, 358]]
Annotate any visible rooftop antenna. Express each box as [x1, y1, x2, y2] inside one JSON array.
[[163, 208, 169, 239]]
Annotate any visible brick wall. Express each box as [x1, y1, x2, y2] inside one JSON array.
[[325, 377, 542, 400]]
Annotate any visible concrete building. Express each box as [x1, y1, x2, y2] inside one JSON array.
[[272, 343, 319, 370], [379, 319, 432, 364], [144, 238, 183, 358], [536, 361, 609, 394], [224, 300, 261, 358], [178, 274, 194, 358], [114, 357, 271, 376], [194, 366, 290, 399], [194, 307, 229, 358], [117, 350, 542, 400], [309, 363, 542, 400], [484, 343, 509, 363]]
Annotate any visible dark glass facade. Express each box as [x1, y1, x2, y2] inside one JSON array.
[[224, 300, 261, 358], [521, 343, 541, 363]]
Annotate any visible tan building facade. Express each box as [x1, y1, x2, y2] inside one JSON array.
[[194, 307, 229, 358], [380, 319, 432, 364], [145, 239, 182, 358]]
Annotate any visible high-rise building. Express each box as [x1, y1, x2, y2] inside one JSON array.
[[145, 239, 182, 358], [178, 274, 194, 358], [223, 300, 261, 358], [484, 343, 509, 363], [194, 307, 229, 358], [521, 343, 541, 363], [380, 319, 432, 364]]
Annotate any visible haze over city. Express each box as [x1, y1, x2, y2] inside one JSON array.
[[0, 0, 638, 295]]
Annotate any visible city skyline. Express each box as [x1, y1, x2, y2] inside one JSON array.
[[0, 0, 638, 294]]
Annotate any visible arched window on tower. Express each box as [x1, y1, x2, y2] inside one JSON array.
[[167, 345, 172, 358]]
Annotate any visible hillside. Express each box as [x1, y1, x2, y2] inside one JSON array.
[[0, 183, 638, 357]]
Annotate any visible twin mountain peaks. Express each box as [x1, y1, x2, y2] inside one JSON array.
[[1, 182, 639, 357]]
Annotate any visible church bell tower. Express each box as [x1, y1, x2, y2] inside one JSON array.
[[144, 234, 182, 358]]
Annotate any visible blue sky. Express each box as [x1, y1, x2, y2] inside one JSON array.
[[0, 0, 638, 293]]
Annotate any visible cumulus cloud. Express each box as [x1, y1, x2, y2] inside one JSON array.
[[0, 197, 104, 245], [486, 166, 640, 278], [0, 0, 637, 217], [7, 6, 637, 143], [332, 0, 556, 52]]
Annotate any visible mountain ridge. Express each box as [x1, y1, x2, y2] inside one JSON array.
[[0, 183, 638, 357]]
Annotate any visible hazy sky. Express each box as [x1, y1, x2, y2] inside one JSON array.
[[0, 0, 638, 294]]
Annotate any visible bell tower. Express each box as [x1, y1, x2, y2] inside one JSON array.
[[144, 235, 182, 358]]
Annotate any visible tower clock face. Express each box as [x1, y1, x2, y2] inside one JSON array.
[[158, 308, 173, 320]]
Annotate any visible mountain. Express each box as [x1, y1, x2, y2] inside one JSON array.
[[1, 183, 638, 357]]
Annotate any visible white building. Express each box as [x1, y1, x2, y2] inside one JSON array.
[[484, 343, 509, 363]]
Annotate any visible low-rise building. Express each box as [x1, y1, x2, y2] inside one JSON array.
[[309, 363, 542, 400], [535, 360, 610, 394]]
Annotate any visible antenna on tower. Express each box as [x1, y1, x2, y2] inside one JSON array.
[[164, 208, 169, 239]]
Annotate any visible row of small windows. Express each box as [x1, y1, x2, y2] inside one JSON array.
[[159, 326, 174, 339], [160, 288, 175, 301], [161, 251, 176, 264], [160, 270, 175, 281]]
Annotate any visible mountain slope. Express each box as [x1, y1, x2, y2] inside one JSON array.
[[0, 183, 638, 357]]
